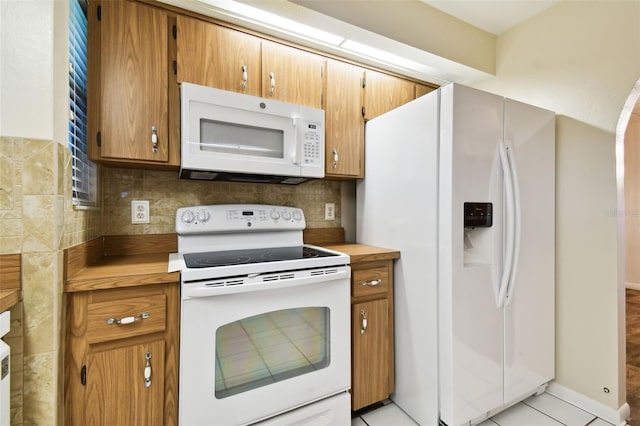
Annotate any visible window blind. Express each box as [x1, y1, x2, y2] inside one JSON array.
[[69, 0, 97, 206]]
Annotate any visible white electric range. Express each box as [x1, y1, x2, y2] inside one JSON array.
[[170, 204, 352, 426]]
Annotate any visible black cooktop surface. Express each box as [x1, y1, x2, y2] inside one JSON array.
[[183, 246, 338, 268]]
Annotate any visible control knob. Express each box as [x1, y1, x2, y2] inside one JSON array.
[[293, 210, 303, 221], [270, 210, 281, 220], [181, 210, 195, 224], [196, 209, 211, 223]]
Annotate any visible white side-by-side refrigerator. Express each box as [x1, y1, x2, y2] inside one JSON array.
[[356, 83, 555, 426]]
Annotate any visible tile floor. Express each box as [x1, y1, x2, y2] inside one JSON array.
[[352, 393, 613, 426]]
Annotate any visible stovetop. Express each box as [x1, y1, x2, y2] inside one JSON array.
[[172, 204, 350, 282], [183, 246, 339, 268]]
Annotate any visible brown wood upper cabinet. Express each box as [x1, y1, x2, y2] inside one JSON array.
[[176, 15, 262, 96], [363, 69, 416, 120], [261, 40, 325, 109], [89, 0, 176, 166], [416, 82, 437, 99], [324, 59, 365, 178], [175, 18, 325, 109]]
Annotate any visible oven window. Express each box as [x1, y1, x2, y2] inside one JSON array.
[[200, 119, 284, 159], [214, 307, 330, 399]]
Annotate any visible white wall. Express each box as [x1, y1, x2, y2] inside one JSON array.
[[0, 0, 68, 142], [472, 0, 640, 414]]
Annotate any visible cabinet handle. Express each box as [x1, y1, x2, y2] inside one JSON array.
[[241, 65, 248, 91], [332, 148, 339, 169], [360, 309, 368, 334], [362, 278, 382, 286], [144, 351, 152, 388], [106, 312, 150, 325], [269, 72, 275, 97], [151, 126, 158, 153]]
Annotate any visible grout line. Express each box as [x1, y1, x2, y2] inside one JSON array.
[[520, 402, 569, 426]]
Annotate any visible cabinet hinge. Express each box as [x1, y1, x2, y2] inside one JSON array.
[[173, 60, 177, 75], [97, 5, 101, 21], [80, 365, 87, 386], [362, 106, 366, 117], [96, 131, 101, 147], [361, 77, 366, 89], [172, 25, 177, 39]]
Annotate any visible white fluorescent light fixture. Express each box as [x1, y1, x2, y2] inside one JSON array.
[[200, 0, 344, 46], [340, 39, 435, 76]]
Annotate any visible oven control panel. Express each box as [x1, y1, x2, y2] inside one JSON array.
[[176, 204, 306, 234]]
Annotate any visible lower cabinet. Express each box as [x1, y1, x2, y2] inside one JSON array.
[[85, 339, 166, 425], [65, 283, 179, 426], [350, 260, 395, 411]]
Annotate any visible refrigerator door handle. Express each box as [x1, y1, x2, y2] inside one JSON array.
[[497, 139, 516, 308], [504, 140, 521, 305]]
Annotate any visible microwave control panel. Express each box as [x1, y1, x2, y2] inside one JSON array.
[[302, 122, 322, 164]]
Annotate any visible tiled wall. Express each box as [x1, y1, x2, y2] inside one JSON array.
[[101, 167, 342, 235], [0, 136, 101, 425]]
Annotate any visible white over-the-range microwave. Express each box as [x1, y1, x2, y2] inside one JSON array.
[[180, 82, 325, 184]]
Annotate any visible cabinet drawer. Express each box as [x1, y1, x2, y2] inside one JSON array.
[[352, 267, 389, 298], [87, 294, 167, 344]]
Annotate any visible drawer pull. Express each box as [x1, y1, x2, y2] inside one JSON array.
[[106, 312, 150, 325], [362, 279, 382, 287]]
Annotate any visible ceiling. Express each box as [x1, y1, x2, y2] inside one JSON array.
[[419, 0, 560, 35]]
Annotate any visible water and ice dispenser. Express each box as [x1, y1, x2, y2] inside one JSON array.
[[463, 202, 493, 266]]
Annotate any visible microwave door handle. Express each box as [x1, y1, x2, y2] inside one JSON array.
[[293, 117, 302, 166]]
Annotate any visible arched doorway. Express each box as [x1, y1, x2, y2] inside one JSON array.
[[619, 78, 640, 421]]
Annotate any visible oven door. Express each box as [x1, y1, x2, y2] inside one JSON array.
[[178, 267, 351, 426]]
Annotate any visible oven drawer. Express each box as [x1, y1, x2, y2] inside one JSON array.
[[86, 294, 167, 344], [352, 266, 389, 298]]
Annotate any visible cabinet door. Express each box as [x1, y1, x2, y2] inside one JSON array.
[[176, 16, 262, 96], [363, 69, 415, 120], [85, 339, 165, 425], [262, 41, 325, 108], [99, 1, 169, 162], [325, 60, 365, 178], [415, 83, 437, 99], [352, 299, 389, 410]]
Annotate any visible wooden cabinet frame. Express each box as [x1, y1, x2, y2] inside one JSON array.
[[89, 0, 438, 172]]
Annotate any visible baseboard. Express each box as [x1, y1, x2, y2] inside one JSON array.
[[626, 282, 640, 290], [546, 382, 630, 426]]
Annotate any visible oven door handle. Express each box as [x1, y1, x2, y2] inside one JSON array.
[[182, 268, 351, 299]]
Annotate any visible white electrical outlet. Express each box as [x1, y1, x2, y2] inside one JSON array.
[[131, 200, 150, 224], [325, 203, 335, 220]]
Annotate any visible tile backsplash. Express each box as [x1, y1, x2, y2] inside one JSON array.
[[101, 166, 342, 235]]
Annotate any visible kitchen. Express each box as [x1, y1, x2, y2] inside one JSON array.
[[0, 0, 639, 425]]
